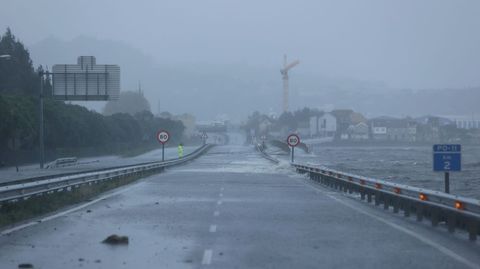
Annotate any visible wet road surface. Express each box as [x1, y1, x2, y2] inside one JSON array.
[[0, 145, 479, 268]]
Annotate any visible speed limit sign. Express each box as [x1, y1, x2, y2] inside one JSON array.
[[287, 134, 300, 163], [287, 134, 300, 147], [157, 130, 170, 162], [157, 130, 170, 144]]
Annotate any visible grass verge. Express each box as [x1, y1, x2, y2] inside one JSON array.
[[0, 169, 158, 229]]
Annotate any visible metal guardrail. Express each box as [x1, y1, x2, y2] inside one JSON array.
[[0, 147, 211, 187], [293, 163, 480, 241], [255, 145, 480, 241], [0, 144, 213, 204], [45, 157, 78, 169], [255, 144, 280, 164]]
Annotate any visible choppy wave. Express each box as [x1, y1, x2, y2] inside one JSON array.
[[292, 145, 480, 199]]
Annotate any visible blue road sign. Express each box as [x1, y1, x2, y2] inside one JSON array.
[[433, 144, 461, 172]]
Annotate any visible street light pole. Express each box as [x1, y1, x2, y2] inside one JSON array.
[[38, 71, 45, 168]]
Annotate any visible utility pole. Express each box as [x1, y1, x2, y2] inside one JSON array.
[[39, 71, 45, 168], [280, 55, 299, 113], [10, 109, 19, 172]]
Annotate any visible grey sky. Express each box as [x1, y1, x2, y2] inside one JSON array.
[[1, 0, 480, 89]]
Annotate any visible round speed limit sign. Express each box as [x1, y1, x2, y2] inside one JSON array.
[[287, 134, 300, 147], [157, 130, 170, 144]]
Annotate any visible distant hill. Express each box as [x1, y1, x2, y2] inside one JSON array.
[[28, 36, 480, 121]]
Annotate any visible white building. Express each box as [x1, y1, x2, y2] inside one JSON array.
[[319, 113, 337, 137], [173, 113, 196, 138], [309, 116, 319, 137], [309, 113, 337, 137], [348, 122, 369, 140], [445, 116, 480, 129]]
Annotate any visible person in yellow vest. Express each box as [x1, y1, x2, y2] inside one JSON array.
[[178, 143, 184, 158]]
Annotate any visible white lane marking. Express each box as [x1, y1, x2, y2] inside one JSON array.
[[300, 179, 480, 269], [217, 200, 222, 205], [209, 225, 217, 233], [214, 211, 220, 217], [219, 193, 223, 197], [202, 249, 213, 265], [1, 186, 132, 236]]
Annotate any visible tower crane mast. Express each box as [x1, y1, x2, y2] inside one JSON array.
[[280, 54, 299, 112]]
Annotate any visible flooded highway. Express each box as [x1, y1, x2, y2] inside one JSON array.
[[1, 145, 479, 269]]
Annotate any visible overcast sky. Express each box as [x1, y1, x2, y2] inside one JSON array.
[[1, 0, 480, 89]]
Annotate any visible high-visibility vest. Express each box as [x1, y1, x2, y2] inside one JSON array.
[[178, 145, 184, 157]]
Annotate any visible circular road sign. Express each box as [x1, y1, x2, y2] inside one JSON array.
[[157, 130, 170, 144], [287, 134, 300, 147]]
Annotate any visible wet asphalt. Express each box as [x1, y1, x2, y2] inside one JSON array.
[[0, 145, 479, 269]]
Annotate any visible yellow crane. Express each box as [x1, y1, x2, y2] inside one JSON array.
[[280, 54, 300, 112]]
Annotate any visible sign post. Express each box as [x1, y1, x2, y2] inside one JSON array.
[[157, 130, 170, 161], [433, 144, 461, 194], [201, 132, 208, 145], [287, 134, 300, 163], [39, 73, 45, 168], [261, 135, 266, 149]]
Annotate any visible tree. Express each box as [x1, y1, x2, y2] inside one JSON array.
[[277, 111, 297, 130], [0, 28, 188, 166], [0, 28, 38, 96], [103, 91, 151, 116]]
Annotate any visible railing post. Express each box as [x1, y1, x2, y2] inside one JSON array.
[[431, 207, 439, 227], [393, 198, 399, 213], [416, 204, 424, 222], [447, 213, 456, 233], [467, 220, 477, 241], [383, 195, 389, 210], [404, 202, 410, 217]]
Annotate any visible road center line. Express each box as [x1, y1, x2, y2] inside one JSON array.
[[219, 193, 223, 197], [214, 211, 220, 217], [209, 225, 217, 233], [202, 249, 213, 265], [217, 200, 222, 205]]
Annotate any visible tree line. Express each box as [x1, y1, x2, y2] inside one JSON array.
[[0, 28, 185, 166]]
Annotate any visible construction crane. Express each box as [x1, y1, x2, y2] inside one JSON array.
[[280, 54, 300, 112]]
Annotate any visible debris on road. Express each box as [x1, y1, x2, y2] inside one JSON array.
[[18, 263, 34, 268], [102, 234, 129, 245]]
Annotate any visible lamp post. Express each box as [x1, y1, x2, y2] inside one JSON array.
[[9, 109, 19, 172], [38, 70, 49, 169]]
